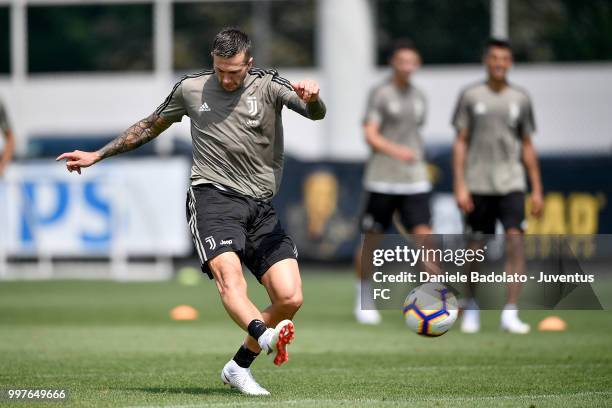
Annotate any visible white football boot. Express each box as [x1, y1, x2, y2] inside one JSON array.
[[500, 307, 530, 334], [221, 360, 270, 396], [257, 319, 295, 366]]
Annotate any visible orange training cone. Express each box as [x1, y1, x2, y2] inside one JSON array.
[[170, 305, 199, 321], [538, 316, 567, 331]]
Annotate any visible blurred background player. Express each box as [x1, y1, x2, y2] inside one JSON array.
[[56, 28, 326, 395], [452, 38, 543, 334], [0, 98, 15, 177], [355, 39, 431, 325]]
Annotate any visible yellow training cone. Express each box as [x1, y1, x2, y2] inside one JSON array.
[[538, 316, 567, 331], [170, 305, 199, 321]]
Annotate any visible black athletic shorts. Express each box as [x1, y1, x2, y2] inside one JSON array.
[[360, 191, 431, 233], [186, 184, 298, 282], [465, 192, 525, 234]]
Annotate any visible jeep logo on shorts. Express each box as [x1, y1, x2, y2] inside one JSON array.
[[220, 239, 233, 246]]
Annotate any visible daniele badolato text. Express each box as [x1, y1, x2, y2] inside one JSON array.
[[373, 270, 595, 284], [370, 245, 595, 284]]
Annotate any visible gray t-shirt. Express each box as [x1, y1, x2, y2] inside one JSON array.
[[156, 68, 325, 200], [0, 100, 11, 133], [452, 82, 535, 195], [363, 81, 430, 194]]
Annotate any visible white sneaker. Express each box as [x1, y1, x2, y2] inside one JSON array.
[[501, 308, 530, 334], [460, 308, 480, 333], [221, 360, 270, 396], [257, 320, 295, 366], [354, 307, 382, 325]]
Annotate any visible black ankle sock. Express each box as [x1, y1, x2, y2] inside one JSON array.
[[247, 319, 267, 340], [233, 345, 259, 368]]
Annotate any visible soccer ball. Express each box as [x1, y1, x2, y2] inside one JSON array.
[[402, 283, 458, 337]]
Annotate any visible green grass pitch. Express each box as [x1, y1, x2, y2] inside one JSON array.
[[0, 270, 611, 407]]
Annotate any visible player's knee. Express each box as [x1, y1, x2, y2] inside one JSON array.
[[505, 229, 523, 247], [411, 225, 432, 235], [219, 279, 246, 297], [211, 265, 247, 300], [217, 281, 248, 305], [277, 291, 303, 314], [291, 292, 304, 311], [505, 228, 522, 236]]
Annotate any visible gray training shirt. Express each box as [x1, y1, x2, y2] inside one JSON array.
[[0, 100, 11, 133], [452, 82, 535, 195], [156, 68, 325, 200], [363, 81, 430, 194]]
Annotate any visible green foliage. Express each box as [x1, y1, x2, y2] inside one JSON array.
[[375, 0, 490, 65], [173, 0, 316, 70], [27, 4, 153, 73], [510, 0, 612, 62]]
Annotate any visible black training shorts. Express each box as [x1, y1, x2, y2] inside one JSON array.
[[360, 191, 431, 233], [186, 184, 298, 282], [465, 192, 525, 234]]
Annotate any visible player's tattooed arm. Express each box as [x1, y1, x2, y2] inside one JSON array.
[[97, 113, 172, 160], [56, 113, 172, 174]]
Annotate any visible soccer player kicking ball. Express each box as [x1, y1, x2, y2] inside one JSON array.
[[355, 39, 432, 324], [56, 28, 325, 395], [452, 38, 543, 334]]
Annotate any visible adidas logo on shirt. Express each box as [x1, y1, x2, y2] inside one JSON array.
[[199, 102, 211, 112]]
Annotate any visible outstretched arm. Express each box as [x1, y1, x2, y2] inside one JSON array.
[[97, 112, 171, 159], [56, 112, 171, 174]]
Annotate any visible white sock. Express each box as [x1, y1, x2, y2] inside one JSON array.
[[356, 279, 375, 309], [501, 304, 518, 320], [257, 328, 274, 353]]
